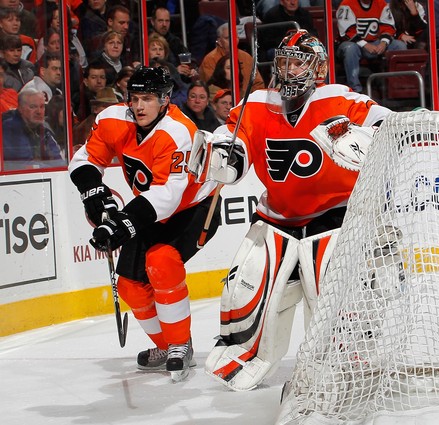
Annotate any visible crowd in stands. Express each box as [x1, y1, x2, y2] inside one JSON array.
[[0, 0, 431, 170]]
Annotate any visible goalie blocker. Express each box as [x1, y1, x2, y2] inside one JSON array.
[[205, 220, 338, 391]]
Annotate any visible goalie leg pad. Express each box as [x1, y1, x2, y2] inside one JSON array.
[[298, 228, 339, 329], [205, 220, 302, 391]]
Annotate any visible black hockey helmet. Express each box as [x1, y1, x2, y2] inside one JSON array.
[[127, 66, 173, 103]]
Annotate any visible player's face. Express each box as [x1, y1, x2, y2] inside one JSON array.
[[277, 56, 310, 79], [19, 93, 46, 128], [0, 14, 20, 34], [130, 92, 167, 128], [152, 9, 170, 36], [213, 94, 232, 121]]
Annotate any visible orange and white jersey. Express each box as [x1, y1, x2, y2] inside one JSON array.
[[224, 85, 391, 227], [70, 103, 216, 221], [337, 0, 396, 43]]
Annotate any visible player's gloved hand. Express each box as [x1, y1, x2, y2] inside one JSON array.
[[80, 184, 118, 226], [90, 211, 137, 251]]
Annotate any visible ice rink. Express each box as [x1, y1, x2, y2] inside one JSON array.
[[1, 297, 305, 425]]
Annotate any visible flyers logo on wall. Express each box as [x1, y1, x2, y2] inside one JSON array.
[[0, 179, 56, 289]]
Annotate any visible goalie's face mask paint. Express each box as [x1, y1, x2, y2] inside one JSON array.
[[267, 29, 328, 114]]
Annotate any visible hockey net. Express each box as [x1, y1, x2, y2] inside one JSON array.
[[277, 110, 439, 425]]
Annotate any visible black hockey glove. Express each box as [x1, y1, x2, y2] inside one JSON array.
[[90, 211, 137, 251], [80, 184, 118, 226]]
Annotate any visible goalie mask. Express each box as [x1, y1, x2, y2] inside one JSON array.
[[268, 29, 328, 114], [127, 66, 173, 105]]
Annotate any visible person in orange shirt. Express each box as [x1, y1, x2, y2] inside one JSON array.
[[69, 66, 219, 382], [199, 22, 265, 97], [0, 58, 18, 114], [190, 29, 392, 391]]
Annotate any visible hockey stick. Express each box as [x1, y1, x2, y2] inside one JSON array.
[[102, 212, 128, 347], [197, 0, 259, 248]]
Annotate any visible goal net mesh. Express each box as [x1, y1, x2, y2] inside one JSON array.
[[277, 110, 439, 425]]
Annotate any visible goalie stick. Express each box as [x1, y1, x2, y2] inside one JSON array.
[[197, 0, 259, 248], [102, 211, 128, 348]]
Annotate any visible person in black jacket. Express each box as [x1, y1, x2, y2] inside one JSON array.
[[262, 0, 318, 60], [180, 80, 219, 133]]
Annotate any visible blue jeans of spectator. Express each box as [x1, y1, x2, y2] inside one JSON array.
[[337, 40, 407, 92]]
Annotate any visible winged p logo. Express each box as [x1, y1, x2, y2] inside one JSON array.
[[266, 139, 323, 181]]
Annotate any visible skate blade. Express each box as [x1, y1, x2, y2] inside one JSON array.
[[170, 368, 190, 383]]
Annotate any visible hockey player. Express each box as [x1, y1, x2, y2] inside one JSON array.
[[69, 66, 220, 382], [188, 29, 392, 391]]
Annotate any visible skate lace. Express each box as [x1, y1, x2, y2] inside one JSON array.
[[149, 347, 168, 361], [168, 343, 189, 359]]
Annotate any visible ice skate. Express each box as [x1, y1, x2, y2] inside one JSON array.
[[166, 339, 196, 382], [137, 347, 168, 371]]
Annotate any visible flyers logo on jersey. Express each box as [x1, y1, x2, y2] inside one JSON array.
[[123, 154, 153, 194], [266, 139, 323, 181]]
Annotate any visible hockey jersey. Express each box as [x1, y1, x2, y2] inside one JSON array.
[[224, 85, 391, 227], [337, 0, 397, 43], [69, 103, 216, 222]]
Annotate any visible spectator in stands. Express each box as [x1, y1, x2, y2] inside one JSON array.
[[262, 0, 318, 60], [336, 0, 406, 93], [0, 58, 18, 114], [85, 4, 140, 67], [0, 34, 34, 91], [207, 55, 243, 102], [79, 0, 108, 49], [72, 62, 107, 121], [0, 7, 37, 63], [0, 0, 37, 38], [180, 80, 219, 132], [45, 94, 66, 157], [390, 0, 428, 50], [150, 6, 189, 67], [39, 27, 61, 57], [149, 57, 189, 107], [211, 88, 232, 125], [113, 65, 134, 102], [21, 53, 62, 104], [2, 88, 63, 163], [91, 30, 125, 86], [73, 86, 118, 148], [199, 23, 265, 97], [148, 32, 197, 84]]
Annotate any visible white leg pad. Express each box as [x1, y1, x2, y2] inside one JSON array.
[[205, 220, 301, 391], [298, 228, 339, 329]]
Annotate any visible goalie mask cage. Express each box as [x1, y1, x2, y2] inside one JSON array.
[[277, 110, 439, 425]]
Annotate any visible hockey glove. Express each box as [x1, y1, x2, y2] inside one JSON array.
[[80, 184, 118, 226], [90, 211, 137, 251]]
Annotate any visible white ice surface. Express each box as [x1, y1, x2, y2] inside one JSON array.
[[0, 297, 305, 425]]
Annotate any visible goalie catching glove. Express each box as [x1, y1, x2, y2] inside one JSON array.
[[188, 130, 244, 184], [310, 115, 376, 172]]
